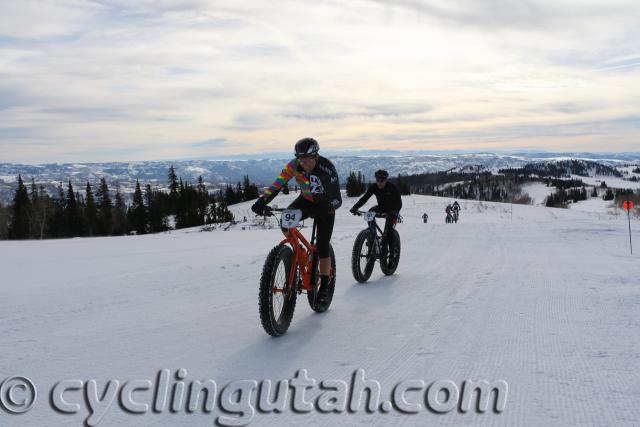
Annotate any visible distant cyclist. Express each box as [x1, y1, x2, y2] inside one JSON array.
[[349, 169, 402, 259], [452, 200, 461, 222], [251, 138, 342, 302], [445, 204, 453, 223]]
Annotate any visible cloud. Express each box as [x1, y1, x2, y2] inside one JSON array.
[[0, 0, 105, 39], [189, 138, 229, 148], [0, 0, 639, 162]]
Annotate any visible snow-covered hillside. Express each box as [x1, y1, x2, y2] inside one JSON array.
[[570, 174, 640, 190], [2, 152, 639, 203], [1, 194, 638, 426]]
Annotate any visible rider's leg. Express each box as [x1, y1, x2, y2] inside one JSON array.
[[317, 212, 335, 274], [319, 258, 331, 275], [316, 212, 335, 300], [384, 216, 396, 259]]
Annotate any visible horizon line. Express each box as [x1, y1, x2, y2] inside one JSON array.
[[3, 149, 640, 166]]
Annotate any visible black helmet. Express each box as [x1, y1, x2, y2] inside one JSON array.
[[294, 137, 319, 157], [374, 169, 389, 180]]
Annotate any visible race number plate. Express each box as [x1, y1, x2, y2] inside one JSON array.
[[363, 211, 377, 222], [281, 209, 302, 228]]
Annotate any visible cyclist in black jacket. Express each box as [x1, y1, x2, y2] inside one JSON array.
[[350, 169, 402, 258]]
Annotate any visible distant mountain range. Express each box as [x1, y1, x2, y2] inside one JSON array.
[[1, 152, 639, 203]]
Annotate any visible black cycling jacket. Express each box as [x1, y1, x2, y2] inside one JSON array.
[[352, 181, 402, 213], [261, 155, 342, 211]]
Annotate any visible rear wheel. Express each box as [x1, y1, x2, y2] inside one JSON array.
[[380, 229, 401, 275], [259, 245, 297, 336], [308, 244, 336, 312], [351, 229, 376, 283]]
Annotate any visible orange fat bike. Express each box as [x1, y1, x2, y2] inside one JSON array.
[[258, 207, 336, 337]]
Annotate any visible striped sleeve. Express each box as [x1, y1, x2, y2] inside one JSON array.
[[261, 159, 296, 203]]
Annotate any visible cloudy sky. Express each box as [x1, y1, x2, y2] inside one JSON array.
[[1, 0, 639, 163]]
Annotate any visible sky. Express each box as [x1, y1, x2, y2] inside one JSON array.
[[0, 0, 639, 163]]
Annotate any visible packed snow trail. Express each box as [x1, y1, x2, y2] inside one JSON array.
[[1, 195, 639, 426]]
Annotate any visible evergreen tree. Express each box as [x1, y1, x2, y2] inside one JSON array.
[[96, 178, 113, 235], [467, 183, 476, 200], [591, 187, 598, 197], [224, 184, 237, 206], [206, 196, 217, 224], [112, 188, 128, 235], [346, 171, 366, 197], [235, 181, 243, 203], [8, 174, 31, 239], [49, 182, 66, 238], [187, 183, 200, 227], [282, 182, 289, 195], [176, 178, 186, 228], [197, 177, 209, 225], [394, 175, 411, 195], [145, 184, 154, 229], [603, 188, 614, 201], [0, 201, 9, 240], [65, 180, 85, 236], [168, 165, 179, 213], [129, 180, 147, 234], [85, 182, 98, 236], [29, 178, 50, 239], [146, 184, 168, 233], [216, 200, 234, 223], [242, 175, 260, 201]]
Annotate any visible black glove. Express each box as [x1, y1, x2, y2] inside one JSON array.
[[350, 207, 359, 215], [251, 198, 267, 216]]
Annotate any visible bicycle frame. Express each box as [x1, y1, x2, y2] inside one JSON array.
[[279, 220, 318, 294], [360, 212, 394, 260]]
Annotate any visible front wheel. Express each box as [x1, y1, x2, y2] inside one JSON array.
[[308, 244, 336, 313], [380, 229, 401, 275], [259, 245, 298, 337], [351, 229, 376, 283]]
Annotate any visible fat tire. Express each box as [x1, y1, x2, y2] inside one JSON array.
[[351, 230, 375, 283], [259, 245, 297, 336], [308, 244, 336, 312], [380, 229, 401, 276]]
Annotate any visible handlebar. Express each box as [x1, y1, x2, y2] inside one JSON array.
[[354, 210, 402, 221]]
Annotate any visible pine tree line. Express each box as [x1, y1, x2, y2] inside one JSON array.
[[544, 178, 585, 190], [500, 160, 623, 178], [410, 173, 533, 204], [345, 171, 367, 197], [392, 175, 411, 195], [2, 166, 262, 240], [545, 187, 589, 207]]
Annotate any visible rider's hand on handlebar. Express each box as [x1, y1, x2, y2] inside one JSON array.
[[251, 198, 270, 216]]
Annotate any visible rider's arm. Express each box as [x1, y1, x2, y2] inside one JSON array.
[[352, 184, 374, 211], [392, 183, 402, 212], [261, 159, 296, 204]]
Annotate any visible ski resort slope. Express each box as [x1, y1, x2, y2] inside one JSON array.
[[1, 194, 639, 426]]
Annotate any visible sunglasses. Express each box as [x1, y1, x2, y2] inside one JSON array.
[[376, 177, 387, 182], [297, 155, 316, 161]]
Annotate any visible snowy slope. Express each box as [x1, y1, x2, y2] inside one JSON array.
[[521, 183, 554, 205], [570, 174, 640, 190], [1, 194, 639, 426]]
